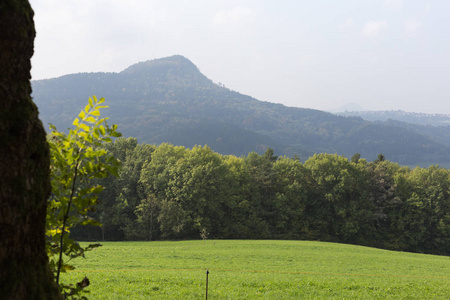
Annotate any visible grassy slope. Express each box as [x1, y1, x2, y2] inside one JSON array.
[[63, 240, 449, 299]]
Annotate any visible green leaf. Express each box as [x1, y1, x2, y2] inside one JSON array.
[[99, 125, 106, 135], [79, 123, 90, 132], [93, 128, 100, 139], [61, 264, 75, 272]]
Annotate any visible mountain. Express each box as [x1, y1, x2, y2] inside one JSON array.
[[337, 110, 450, 126], [32, 55, 450, 166]]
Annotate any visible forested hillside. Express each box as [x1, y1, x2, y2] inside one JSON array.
[[338, 110, 450, 149], [337, 110, 450, 126], [32, 55, 450, 166], [71, 137, 450, 256]]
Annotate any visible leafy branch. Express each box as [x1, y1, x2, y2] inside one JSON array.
[[46, 96, 121, 298]]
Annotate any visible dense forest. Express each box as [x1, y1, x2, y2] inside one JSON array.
[[32, 55, 450, 167], [338, 110, 450, 127], [72, 137, 450, 256]]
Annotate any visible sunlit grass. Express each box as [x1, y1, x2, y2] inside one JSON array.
[[62, 240, 450, 299]]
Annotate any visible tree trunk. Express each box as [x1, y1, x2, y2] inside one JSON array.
[[0, 0, 61, 298]]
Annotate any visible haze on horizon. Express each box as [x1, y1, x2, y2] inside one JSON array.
[[30, 0, 450, 114]]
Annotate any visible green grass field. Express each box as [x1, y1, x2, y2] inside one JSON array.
[[62, 240, 449, 299]]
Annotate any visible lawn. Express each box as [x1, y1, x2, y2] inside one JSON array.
[[62, 240, 449, 299]]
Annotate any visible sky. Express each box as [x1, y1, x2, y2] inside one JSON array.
[[30, 0, 450, 114]]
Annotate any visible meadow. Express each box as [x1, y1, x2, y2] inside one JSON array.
[[62, 240, 450, 299]]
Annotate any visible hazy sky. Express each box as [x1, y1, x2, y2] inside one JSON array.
[[30, 0, 450, 114]]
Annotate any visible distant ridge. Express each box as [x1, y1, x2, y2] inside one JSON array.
[[337, 110, 450, 126], [32, 56, 450, 166]]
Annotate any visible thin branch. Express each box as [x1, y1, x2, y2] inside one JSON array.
[[56, 150, 81, 286]]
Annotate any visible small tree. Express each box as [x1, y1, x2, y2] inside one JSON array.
[[46, 96, 121, 298], [133, 194, 159, 241], [375, 153, 386, 163]]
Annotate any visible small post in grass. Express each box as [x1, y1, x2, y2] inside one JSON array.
[[205, 269, 209, 300]]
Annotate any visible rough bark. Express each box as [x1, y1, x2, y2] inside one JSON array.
[[0, 0, 61, 298]]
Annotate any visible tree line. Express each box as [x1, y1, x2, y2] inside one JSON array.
[[71, 137, 450, 256]]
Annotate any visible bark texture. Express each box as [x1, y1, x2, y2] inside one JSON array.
[[0, 0, 60, 298]]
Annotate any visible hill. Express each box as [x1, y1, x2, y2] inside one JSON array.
[[32, 55, 450, 166], [337, 110, 450, 126], [336, 111, 450, 150]]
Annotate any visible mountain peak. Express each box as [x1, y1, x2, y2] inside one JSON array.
[[121, 55, 198, 74], [120, 55, 212, 88]]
